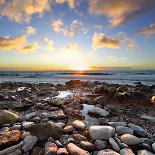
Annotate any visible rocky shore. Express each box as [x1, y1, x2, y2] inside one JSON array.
[[0, 80, 155, 155]]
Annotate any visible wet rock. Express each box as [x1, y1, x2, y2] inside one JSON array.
[[109, 138, 120, 152], [0, 110, 19, 125], [0, 130, 21, 149], [80, 141, 95, 152], [57, 148, 69, 155], [0, 141, 23, 155], [97, 149, 120, 155], [137, 150, 154, 155], [67, 143, 90, 155], [120, 134, 146, 145], [116, 126, 133, 135], [89, 126, 115, 140], [63, 125, 75, 133], [22, 135, 38, 153], [72, 120, 86, 130], [48, 110, 66, 120], [45, 142, 58, 155], [94, 140, 107, 150], [120, 148, 135, 155], [28, 122, 63, 141]]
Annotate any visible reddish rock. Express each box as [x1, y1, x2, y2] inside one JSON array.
[[57, 148, 69, 155]]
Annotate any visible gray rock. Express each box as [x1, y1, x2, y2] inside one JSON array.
[[45, 142, 58, 155], [108, 122, 127, 128], [94, 140, 107, 150], [97, 149, 120, 155], [89, 126, 115, 140], [28, 122, 63, 141], [109, 138, 120, 152], [116, 126, 133, 135], [22, 135, 38, 153], [22, 121, 34, 129], [152, 143, 155, 153], [120, 148, 135, 155], [0, 110, 19, 125], [59, 135, 70, 144], [8, 149, 22, 155], [80, 141, 95, 152], [137, 150, 154, 155], [72, 120, 86, 130], [67, 143, 90, 155], [25, 112, 37, 120], [48, 110, 66, 120]]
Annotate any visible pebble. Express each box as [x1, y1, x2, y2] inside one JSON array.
[[109, 138, 120, 152], [137, 150, 154, 155], [57, 148, 69, 155], [22, 121, 34, 129], [63, 125, 75, 133], [72, 120, 86, 130], [97, 149, 120, 155], [116, 126, 133, 135], [152, 143, 155, 153], [45, 142, 58, 155], [80, 141, 95, 152], [94, 140, 108, 150], [120, 148, 135, 155]]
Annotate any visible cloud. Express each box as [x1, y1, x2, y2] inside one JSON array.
[[0, 0, 53, 23], [0, 35, 39, 52], [63, 42, 79, 52], [137, 23, 155, 37], [92, 33, 120, 50], [88, 0, 155, 26], [127, 40, 137, 49], [52, 19, 85, 37], [27, 26, 37, 35], [55, 0, 75, 9], [41, 38, 55, 51]]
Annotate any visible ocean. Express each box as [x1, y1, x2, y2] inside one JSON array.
[[0, 70, 155, 85]]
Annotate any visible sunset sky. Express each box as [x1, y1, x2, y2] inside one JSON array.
[[0, 0, 155, 70]]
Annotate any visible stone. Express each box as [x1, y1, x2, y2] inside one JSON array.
[[25, 112, 37, 120], [55, 122, 65, 128], [108, 122, 127, 128], [67, 143, 90, 155], [120, 134, 146, 145], [0, 110, 19, 125], [0, 130, 21, 148], [57, 148, 69, 155], [45, 142, 58, 155], [22, 135, 38, 153], [55, 140, 63, 147], [152, 143, 155, 153], [109, 138, 120, 152], [59, 135, 69, 145], [21, 132, 30, 140], [72, 134, 87, 142], [133, 130, 152, 138], [11, 124, 21, 130], [80, 141, 95, 152], [7, 149, 22, 155], [89, 126, 115, 140], [97, 149, 120, 155], [22, 121, 35, 129], [137, 150, 154, 155], [72, 120, 86, 130], [120, 148, 135, 155], [0, 141, 23, 155], [63, 125, 75, 133], [48, 110, 66, 120], [28, 122, 63, 141], [94, 140, 107, 150], [116, 126, 133, 135]]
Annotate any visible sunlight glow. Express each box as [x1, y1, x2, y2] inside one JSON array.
[[71, 64, 90, 71]]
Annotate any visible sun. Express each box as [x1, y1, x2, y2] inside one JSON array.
[[71, 64, 90, 71]]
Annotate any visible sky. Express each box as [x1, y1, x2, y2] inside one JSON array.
[[0, 0, 155, 70]]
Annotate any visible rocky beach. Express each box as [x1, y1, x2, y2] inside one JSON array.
[[0, 80, 155, 155]]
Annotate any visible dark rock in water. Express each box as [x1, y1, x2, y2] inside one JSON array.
[[0, 130, 21, 150], [28, 122, 63, 141], [0, 110, 19, 125]]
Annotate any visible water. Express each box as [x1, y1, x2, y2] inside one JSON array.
[[0, 70, 155, 85]]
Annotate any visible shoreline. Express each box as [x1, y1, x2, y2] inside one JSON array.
[[0, 80, 155, 154]]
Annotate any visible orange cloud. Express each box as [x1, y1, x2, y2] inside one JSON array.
[[88, 0, 155, 26], [27, 26, 37, 35], [55, 0, 76, 9], [20, 44, 39, 52], [92, 33, 120, 50]]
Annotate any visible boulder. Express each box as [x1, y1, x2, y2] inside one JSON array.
[[109, 138, 120, 152], [89, 126, 115, 140], [0, 110, 19, 125], [0, 130, 21, 149], [67, 143, 90, 155], [72, 120, 86, 130], [22, 135, 38, 153], [120, 148, 135, 155], [28, 122, 63, 141]]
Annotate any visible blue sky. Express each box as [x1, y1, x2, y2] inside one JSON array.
[[0, 0, 155, 70]]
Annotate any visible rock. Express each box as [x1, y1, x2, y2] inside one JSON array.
[[72, 120, 86, 130], [108, 122, 127, 128], [109, 138, 120, 152], [48, 110, 66, 120], [57, 148, 69, 155], [22, 135, 38, 153], [116, 126, 133, 135], [21, 132, 30, 140], [152, 143, 155, 153], [0, 130, 21, 149], [120, 134, 146, 145], [0, 110, 19, 125], [67, 143, 90, 155], [133, 130, 152, 138], [137, 150, 154, 155], [11, 124, 21, 130], [97, 149, 120, 155], [7, 149, 22, 155], [80, 141, 95, 152], [63, 138, 75, 146], [31, 146, 44, 155], [28, 122, 63, 141], [94, 140, 107, 150], [48, 137, 55, 143], [22, 121, 35, 129], [89, 126, 115, 140], [72, 134, 87, 142], [55, 122, 65, 128], [59, 135, 70, 145], [45, 142, 58, 155], [0, 141, 23, 155], [63, 126, 75, 133], [25, 112, 37, 120], [55, 140, 63, 147], [120, 148, 135, 155]]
